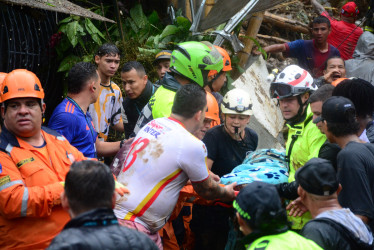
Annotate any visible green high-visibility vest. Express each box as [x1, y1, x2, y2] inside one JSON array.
[[247, 231, 322, 250]]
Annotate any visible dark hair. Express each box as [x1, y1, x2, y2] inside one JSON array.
[[67, 62, 98, 94], [65, 160, 115, 214], [326, 119, 360, 137], [332, 78, 374, 118], [172, 84, 207, 119], [324, 55, 345, 70], [312, 15, 331, 29], [95, 43, 120, 58], [121, 61, 146, 76], [309, 84, 335, 103]]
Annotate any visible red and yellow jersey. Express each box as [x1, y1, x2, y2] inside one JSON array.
[[114, 117, 209, 233], [88, 81, 123, 141]]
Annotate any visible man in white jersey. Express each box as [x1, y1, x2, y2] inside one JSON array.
[[114, 84, 236, 249]]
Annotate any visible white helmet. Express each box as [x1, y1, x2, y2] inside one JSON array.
[[270, 65, 317, 99], [221, 88, 253, 115]]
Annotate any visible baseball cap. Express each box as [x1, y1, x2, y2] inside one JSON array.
[[233, 182, 284, 225], [153, 50, 172, 65], [341, 2, 359, 17], [313, 96, 356, 124], [295, 158, 338, 196]]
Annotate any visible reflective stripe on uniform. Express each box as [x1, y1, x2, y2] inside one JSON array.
[[21, 187, 29, 217], [0, 180, 24, 192], [5, 144, 13, 154], [56, 136, 65, 141]]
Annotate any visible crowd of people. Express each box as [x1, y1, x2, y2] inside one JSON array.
[[1, 0, 374, 249]]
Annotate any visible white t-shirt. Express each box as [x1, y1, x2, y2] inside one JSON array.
[[114, 117, 209, 232], [88, 82, 123, 141]]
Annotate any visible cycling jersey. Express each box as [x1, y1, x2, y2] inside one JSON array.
[[114, 117, 209, 233]]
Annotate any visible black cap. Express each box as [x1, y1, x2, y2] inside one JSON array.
[[153, 50, 172, 65], [234, 182, 283, 224], [295, 158, 339, 196], [313, 96, 356, 124]]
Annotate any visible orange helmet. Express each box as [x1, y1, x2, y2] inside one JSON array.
[[206, 92, 220, 128], [1, 69, 44, 103], [0, 72, 7, 102], [331, 78, 347, 87], [208, 46, 232, 78]]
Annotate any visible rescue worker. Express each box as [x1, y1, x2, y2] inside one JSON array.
[[194, 91, 221, 140], [270, 65, 326, 230], [191, 88, 258, 249], [0, 69, 86, 248], [205, 46, 232, 110], [235, 182, 322, 249], [133, 41, 223, 135]]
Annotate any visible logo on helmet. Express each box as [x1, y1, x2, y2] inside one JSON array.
[[188, 65, 196, 78], [237, 97, 243, 105]]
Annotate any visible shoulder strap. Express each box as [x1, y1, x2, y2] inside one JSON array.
[[313, 218, 373, 250]]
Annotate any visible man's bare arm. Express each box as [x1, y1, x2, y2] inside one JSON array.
[[95, 139, 121, 157], [253, 44, 287, 55], [192, 175, 236, 202]]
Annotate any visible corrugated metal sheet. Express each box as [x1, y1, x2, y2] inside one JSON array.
[[199, 0, 287, 30], [2, 0, 115, 23]]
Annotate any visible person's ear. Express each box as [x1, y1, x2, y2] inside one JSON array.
[[111, 192, 116, 209], [94, 55, 101, 64], [89, 80, 96, 92], [61, 191, 70, 211], [42, 102, 46, 114], [143, 74, 148, 85], [297, 186, 305, 199], [194, 110, 203, 121], [336, 184, 342, 195], [1, 105, 5, 119]]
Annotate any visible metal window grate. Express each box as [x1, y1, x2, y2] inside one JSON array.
[[0, 3, 64, 123]]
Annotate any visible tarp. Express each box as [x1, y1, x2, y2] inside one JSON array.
[[198, 0, 286, 31], [2, 0, 116, 23]]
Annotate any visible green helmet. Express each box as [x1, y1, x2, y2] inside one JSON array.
[[170, 41, 223, 87]]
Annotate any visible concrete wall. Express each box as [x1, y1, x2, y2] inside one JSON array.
[[232, 56, 285, 149]]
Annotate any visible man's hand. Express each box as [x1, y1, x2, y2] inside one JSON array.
[[192, 175, 236, 202], [209, 171, 220, 182], [252, 48, 263, 56], [286, 197, 309, 217], [115, 181, 130, 196], [220, 182, 237, 202]]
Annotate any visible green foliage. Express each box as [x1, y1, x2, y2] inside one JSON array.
[[240, 35, 268, 60], [56, 15, 106, 75]]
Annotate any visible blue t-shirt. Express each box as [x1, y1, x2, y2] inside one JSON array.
[[285, 39, 340, 78], [48, 98, 98, 158]]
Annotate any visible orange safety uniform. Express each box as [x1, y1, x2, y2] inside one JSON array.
[[0, 126, 86, 249]]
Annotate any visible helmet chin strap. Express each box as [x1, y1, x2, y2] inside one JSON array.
[[285, 95, 308, 125]]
